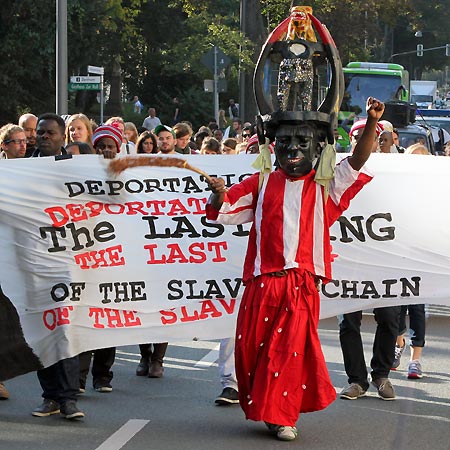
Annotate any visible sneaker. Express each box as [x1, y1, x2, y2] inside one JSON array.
[[32, 399, 60, 417], [60, 400, 84, 420], [136, 357, 149, 376], [340, 383, 367, 400], [407, 360, 423, 379], [215, 387, 239, 405], [371, 378, 396, 400], [392, 340, 406, 370], [277, 426, 298, 441], [148, 361, 164, 378], [0, 382, 9, 400], [265, 422, 298, 441], [94, 382, 113, 393]]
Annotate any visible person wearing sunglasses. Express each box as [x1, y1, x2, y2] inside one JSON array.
[[242, 126, 253, 143], [0, 124, 27, 159]]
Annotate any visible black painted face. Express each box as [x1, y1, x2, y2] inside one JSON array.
[[274, 124, 320, 177]]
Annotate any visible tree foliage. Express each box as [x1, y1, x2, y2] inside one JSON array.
[[0, 0, 449, 125]]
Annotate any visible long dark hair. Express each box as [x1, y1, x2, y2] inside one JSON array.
[[137, 131, 158, 154]]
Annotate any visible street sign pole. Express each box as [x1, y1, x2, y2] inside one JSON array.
[[88, 65, 105, 124], [100, 73, 104, 124], [201, 47, 230, 122], [56, 0, 68, 115], [213, 46, 219, 124]]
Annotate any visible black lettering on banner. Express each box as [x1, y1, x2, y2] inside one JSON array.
[[366, 213, 395, 241], [40, 226, 67, 252], [162, 178, 181, 192], [99, 281, 147, 304], [50, 282, 86, 302], [167, 278, 243, 301], [201, 216, 224, 238], [321, 277, 421, 299], [330, 212, 396, 243], [65, 181, 86, 198], [181, 176, 203, 194], [168, 280, 184, 300], [143, 179, 163, 192], [40, 221, 116, 252], [232, 224, 250, 237]]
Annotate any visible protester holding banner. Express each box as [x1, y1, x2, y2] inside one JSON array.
[[391, 143, 429, 379], [31, 113, 84, 420], [338, 119, 401, 402]]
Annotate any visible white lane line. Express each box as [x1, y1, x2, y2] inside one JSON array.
[[195, 344, 220, 367], [115, 356, 206, 371], [95, 419, 149, 450]]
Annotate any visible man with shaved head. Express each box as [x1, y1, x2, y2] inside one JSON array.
[[18, 113, 38, 157]]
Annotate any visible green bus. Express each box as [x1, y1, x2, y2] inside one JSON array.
[[337, 62, 409, 150]]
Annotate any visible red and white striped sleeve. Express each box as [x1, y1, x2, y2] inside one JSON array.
[[326, 157, 373, 225], [205, 173, 260, 224]]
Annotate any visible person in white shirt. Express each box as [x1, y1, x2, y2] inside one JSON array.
[[142, 108, 162, 131]]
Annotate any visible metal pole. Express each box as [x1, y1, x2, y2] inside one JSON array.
[[213, 46, 219, 123], [100, 75, 104, 124], [239, 0, 246, 121], [56, 0, 68, 115]]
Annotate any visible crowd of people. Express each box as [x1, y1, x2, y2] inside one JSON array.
[[0, 98, 436, 441]]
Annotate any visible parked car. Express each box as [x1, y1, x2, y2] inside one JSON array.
[[415, 115, 450, 134], [396, 123, 437, 154]]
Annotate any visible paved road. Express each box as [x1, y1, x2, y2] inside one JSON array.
[[0, 315, 449, 450]]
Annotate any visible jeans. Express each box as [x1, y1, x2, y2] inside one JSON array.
[[37, 356, 80, 405], [338, 306, 401, 389], [399, 304, 426, 347], [218, 337, 237, 391]]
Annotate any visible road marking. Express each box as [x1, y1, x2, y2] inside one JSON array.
[[95, 419, 149, 450], [195, 343, 220, 367]]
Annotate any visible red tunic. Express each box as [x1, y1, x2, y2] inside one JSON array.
[[206, 158, 372, 426]]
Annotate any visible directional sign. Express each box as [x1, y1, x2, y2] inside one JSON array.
[[201, 47, 231, 74], [70, 76, 101, 83], [204, 79, 227, 93], [87, 65, 104, 75], [68, 83, 101, 91]]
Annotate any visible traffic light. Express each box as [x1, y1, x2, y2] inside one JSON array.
[[417, 44, 424, 57], [446, 44, 450, 56]]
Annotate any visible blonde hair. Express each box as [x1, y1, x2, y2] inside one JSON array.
[[124, 122, 138, 144], [65, 113, 93, 145], [405, 143, 430, 155]]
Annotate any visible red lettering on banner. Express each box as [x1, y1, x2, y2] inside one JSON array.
[[218, 298, 236, 314], [180, 305, 200, 322], [144, 241, 228, 265], [187, 197, 206, 214], [167, 199, 190, 216], [159, 299, 236, 325], [88, 308, 142, 328], [74, 244, 125, 269], [44, 197, 208, 226], [160, 308, 177, 325], [43, 306, 74, 330]]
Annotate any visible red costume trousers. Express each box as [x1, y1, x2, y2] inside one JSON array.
[[235, 269, 336, 427]]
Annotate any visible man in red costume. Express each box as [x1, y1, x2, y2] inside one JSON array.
[[206, 97, 385, 441]]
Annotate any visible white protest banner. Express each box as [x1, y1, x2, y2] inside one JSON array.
[[0, 153, 449, 379]]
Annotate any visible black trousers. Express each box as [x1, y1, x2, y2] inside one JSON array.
[[399, 304, 426, 347], [79, 347, 116, 388], [37, 355, 79, 404], [338, 306, 401, 390], [138, 343, 168, 363]]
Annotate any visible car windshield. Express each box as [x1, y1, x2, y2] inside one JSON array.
[[397, 131, 431, 151], [342, 74, 402, 115]]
